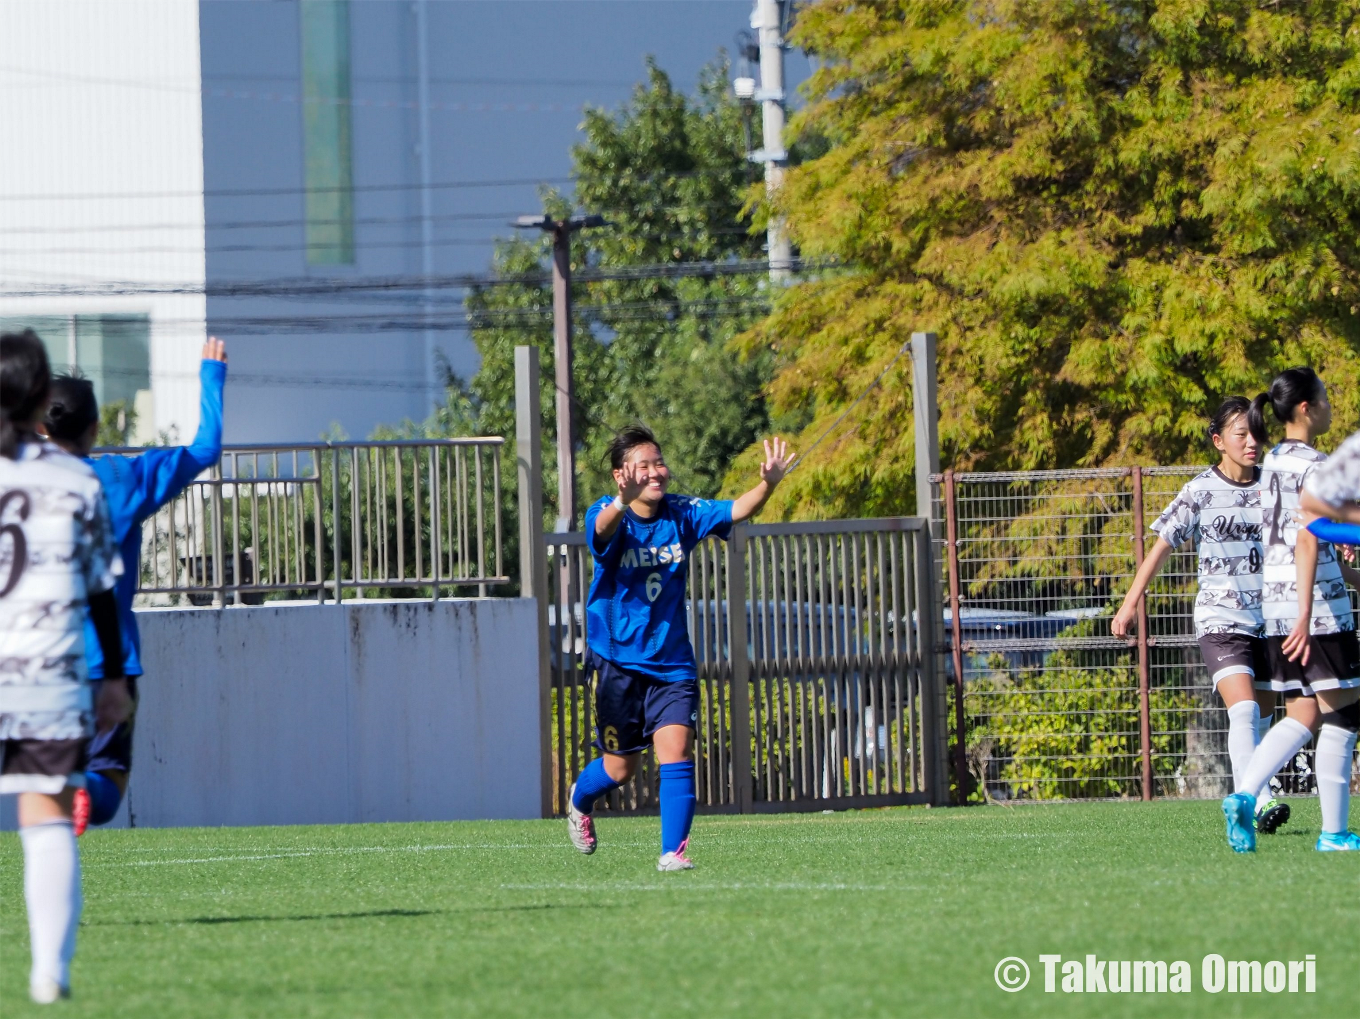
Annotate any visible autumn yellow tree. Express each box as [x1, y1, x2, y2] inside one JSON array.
[[728, 0, 1360, 518]]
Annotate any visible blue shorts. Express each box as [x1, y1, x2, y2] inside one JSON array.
[[588, 651, 699, 755]]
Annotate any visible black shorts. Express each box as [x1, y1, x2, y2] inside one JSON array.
[[0, 738, 87, 795], [1265, 631, 1360, 696], [87, 675, 139, 774], [587, 651, 699, 755], [1196, 633, 1270, 689]]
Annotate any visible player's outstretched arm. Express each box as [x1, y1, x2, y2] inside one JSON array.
[[1301, 487, 1360, 525], [731, 438, 791, 524], [127, 337, 228, 520], [1110, 537, 1175, 641]]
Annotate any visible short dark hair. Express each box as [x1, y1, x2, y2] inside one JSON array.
[[606, 423, 662, 470], [0, 329, 51, 459], [1208, 396, 1251, 446], [45, 374, 99, 444]]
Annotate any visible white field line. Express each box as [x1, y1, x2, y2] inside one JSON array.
[[498, 881, 900, 892], [95, 842, 662, 867]]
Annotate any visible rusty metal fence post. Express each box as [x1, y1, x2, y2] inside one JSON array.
[[943, 469, 968, 804], [1131, 466, 1154, 801]]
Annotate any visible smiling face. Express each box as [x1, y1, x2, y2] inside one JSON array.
[[1212, 411, 1259, 471], [614, 442, 670, 507]]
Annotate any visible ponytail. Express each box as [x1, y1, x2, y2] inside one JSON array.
[[1246, 367, 1325, 446], [0, 330, 51, 460], [1247, 392, 1272, 444]]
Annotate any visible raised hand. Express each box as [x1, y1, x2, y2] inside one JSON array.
[[759, 437, 791, 487], [202, 336, 227, 363], [616, 459, 648, 504]]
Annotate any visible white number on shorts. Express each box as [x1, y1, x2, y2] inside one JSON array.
[[646, 572, 662, 602]]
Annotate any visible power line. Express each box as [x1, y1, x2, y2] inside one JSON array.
[[0, 166, 745, 203], [0, 258, 824, 300], [0, 203, 755, 236], [787, 342, 913, 475]]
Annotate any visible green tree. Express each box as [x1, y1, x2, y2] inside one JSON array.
[[728, 0, 1360, 518], [401, 58, 773, 524]]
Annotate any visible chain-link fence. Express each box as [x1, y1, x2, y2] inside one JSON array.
[[932, 466, 1330, 803]]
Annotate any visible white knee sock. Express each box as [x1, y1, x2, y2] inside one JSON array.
[[20, 819, 82, 990], [1239, 717, 1313, 799], [1314, 723, 1358, 835], [1256, 711, 1273, 744], [1226, 700, 1261, 791]]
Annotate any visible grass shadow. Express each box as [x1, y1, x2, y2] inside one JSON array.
[[90, 903, 605, 927]]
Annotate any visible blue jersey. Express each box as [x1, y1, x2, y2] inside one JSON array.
[[584, 493, 734, 682], [84, 359, 226, 678]]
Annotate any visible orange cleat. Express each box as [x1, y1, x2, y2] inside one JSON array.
[[72, 786, 91, 837]]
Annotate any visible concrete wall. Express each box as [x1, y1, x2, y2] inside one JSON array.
[[2, 598, 542, 830]]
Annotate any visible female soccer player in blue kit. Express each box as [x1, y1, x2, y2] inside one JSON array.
[[567, 425, 791, 870], [42, 337, 226, 834]]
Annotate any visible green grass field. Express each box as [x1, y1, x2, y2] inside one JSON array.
[[1, 798, 1355, 1017]]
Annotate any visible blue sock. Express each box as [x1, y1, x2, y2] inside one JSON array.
[[85, 771, 123, 826], [571, 757, 621, 815], [659, 761, 696, 855]]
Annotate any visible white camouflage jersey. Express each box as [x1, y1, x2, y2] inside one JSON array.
[[1261, 439, 1354, 636], [1304, 430, 1360, 508], [0, 440, 121, 741], [1151, 467, 1263, 637]]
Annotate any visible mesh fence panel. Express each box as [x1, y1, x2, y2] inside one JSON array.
[[932, 466, 1327, 802]]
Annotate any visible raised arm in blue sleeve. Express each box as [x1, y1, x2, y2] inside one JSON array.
[[1307, 517, 1360, 546], [85, 358, 226, 678], [118, 358, 226, 523]]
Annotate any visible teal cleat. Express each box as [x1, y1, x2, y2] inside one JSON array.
[[1316, 830, 1360, 852], [1255, 797, 1290, 834], [1221, 792, 1257, 853]]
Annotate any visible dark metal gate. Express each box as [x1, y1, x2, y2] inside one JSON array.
[[542, 518, 946, 815]]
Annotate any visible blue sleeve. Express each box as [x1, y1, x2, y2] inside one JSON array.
[[679, 497, 734, 548], [1307, 518, 1360, 546], [584, 497, 624, 563], [121, 359, 225, 524]]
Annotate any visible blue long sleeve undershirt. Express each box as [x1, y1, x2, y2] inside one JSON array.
[[1307, 516, 1360, 547], [84, 359, 226, 678]]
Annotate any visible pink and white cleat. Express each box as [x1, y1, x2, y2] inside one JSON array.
[[566, 783, 597, 855], [657, 837, 694, 872]]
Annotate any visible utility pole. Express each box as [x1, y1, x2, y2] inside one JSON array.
[[513, 214, 607, 531], [753, 0, 791, 280]]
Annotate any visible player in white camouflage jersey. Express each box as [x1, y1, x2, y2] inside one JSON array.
[[0, 330, 131, 1002], [1223, 367, 1360, 853], [1114, 397, 1286, 832]]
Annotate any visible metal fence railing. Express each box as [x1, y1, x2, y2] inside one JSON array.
[[932, 466, 1333, 803], [97, 439, 509, 605], [543, 518, 945, 816]]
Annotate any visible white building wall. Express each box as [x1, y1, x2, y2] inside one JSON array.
[[0, 0, 207, 443]]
